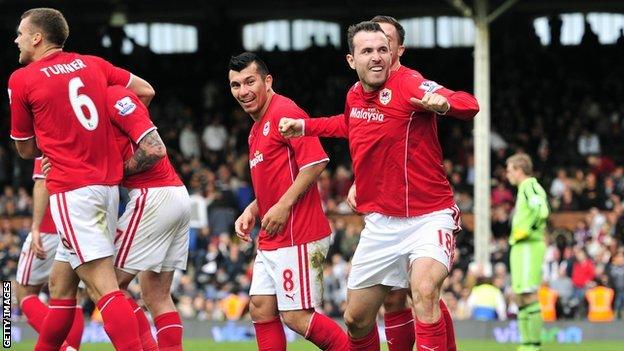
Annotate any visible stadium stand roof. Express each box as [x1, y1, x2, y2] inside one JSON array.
[[1, 0, 623, 24]]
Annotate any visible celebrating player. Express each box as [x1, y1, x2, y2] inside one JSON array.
[[106, 85, 190, 351], [505, 153, 549, 351], [279, 21, 479, 351], [9, 8, 154, 351], [229, 52, 348, 351], [15, 158, 83, 351]]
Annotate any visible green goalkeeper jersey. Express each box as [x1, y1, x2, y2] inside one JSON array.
[[509, 177, 549, 245]]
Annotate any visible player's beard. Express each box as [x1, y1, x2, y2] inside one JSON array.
[[360, 70, 387, 91]]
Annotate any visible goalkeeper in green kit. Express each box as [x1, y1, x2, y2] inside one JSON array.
[[505, 153, 550, 351]]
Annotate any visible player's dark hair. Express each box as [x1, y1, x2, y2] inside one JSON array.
[[228, 52, 270, 78], [347, 21, 384, 54], [21, 8, 69, 47], [371, 15, 405, 45]]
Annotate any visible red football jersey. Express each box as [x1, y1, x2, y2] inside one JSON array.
[[249, 94, 331, 250], [305, 65, 479, 217], [9, 51, 129, 194], [105, 85, 183, 188], [32, 157, 57, 234]]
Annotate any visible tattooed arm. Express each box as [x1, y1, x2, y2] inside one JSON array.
[[124, 129, 167, 176]]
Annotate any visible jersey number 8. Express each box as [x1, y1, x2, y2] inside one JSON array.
[[68, 77, 98, 131]]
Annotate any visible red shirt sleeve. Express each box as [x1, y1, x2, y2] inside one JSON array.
[[33, 157, 44, 180], [88, 55, 132, 88], [8, 70, 35, 140], [276, 107, 329, 170], [305, 113, 349, 139], [400, 72, 479, 121], [106, 86, 156, 143]]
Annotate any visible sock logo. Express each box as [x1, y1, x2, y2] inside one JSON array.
[[421, 346, 439, 351]]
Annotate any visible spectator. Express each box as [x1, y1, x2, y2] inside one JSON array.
[[202, 115, 228, 153], [179, 122, 202, 159], [467, 276, 507, 321], [577, 129, 601, 156], [608, 250, 624, 319]]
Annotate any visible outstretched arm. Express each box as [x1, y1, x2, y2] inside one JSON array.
[[280, 113, 348, 139]]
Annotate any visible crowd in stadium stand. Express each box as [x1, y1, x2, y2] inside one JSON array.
[[2, 21, 624, 323]]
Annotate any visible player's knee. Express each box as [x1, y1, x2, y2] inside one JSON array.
[[344, 309, 374, 332], [413, 279, 440, 304], [249, 296, 277, 321], [141, 288, 166, 308], [280, 311, 309, 335], [383, 291, 408, 312]]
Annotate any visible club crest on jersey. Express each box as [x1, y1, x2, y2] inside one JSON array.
[[379, 88, 392, 105], [114, 96, 137, 116], [250, 150, 264, 169], [263, 121, 270, 136], [419, 80, 442, 93]]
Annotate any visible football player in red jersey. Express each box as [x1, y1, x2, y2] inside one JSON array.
[[280, 21, 478, 351], [15, 158, 83, 351], [9, 8, 153, 351], [229, 52, 348, 351], [106, 85, 190, 351]]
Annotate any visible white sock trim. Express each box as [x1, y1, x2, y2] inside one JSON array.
[[156, 324, 183, 334]]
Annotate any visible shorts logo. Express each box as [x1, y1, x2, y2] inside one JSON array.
[[379, 88, 392, 105], [114, 96, 137, 116], [263, 121, 270, 136], [419, 80, 442, 93], [285, 293, 295, 301]]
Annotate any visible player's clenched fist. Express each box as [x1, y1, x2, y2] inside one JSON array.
[[279, 117, 304, 138], [235, 203, 257, 242], [410, 92, 450, 114]]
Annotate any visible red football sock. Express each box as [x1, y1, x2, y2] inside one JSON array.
[[60, 305, 84, 351], [96, 290, 142, 351], [21, 295, 48, 333], [34, 298, 76, 351], [415, 315, 447, 351], [384, 308, 415, 351], [253, 317, 286, 351], [304, 312, 348, 350], [439, 300, 457, 351], [349, 324, 380, 351], [127, 297, 158, 351], [154, 311, 184, 351]]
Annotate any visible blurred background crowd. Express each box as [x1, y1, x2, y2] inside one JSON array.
[[2, 11, 624, 324]]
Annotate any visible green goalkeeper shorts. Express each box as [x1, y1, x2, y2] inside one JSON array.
[[510, 240, 546, 294]]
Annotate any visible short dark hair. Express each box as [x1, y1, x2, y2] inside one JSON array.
[[21, 8, 69, 47], [347, 21, 384, 54], [228, 52, 269, 78], [371, 15, 405, 45]]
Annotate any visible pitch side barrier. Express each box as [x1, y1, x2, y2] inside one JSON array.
[[7, 320, 624, 344]]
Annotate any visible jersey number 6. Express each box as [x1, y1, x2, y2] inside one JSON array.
[[68, 77, 99, 131]]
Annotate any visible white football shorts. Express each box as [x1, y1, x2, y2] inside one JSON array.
[[250, 236, 330, 311], [114, 186, 190, 274], [347, 206, 461, 290], [16, 233, 60, 285], [51, 185, 119, 269]]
